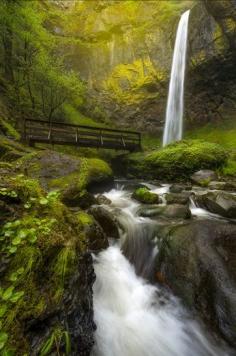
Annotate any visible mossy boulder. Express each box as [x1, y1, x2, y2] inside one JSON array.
[[0, 170, 108, 355], [16, 150, 113, 207], [124, 140, 228, 181], [132, 187, 160, 204]]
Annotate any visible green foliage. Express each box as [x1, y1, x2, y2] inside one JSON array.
[[222, 159, 236, 177], [132, 187, 159, 204], [0, 217, 56, 256], [186, 119, 236, 149], [39, 328, 71, 356], [0, 0, 85, 125]]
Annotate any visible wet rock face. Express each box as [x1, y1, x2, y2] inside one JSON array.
[[89, 206, 120, 240], [138, 204, 191, 220], [155, 220, 236, 347], [28, 253, 96, 356], [62, 253, 96, 356], [196, 191, 236, 218]]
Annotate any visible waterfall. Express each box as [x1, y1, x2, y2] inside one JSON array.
[[163, 10, 190, 147]]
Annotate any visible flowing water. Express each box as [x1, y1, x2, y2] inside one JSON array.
[[92, 184, 232, 356], [163, 10, 190, 146]]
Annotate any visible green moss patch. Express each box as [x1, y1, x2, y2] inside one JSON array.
[[132, 187, 159, 204], [124, 140, 228, 181]]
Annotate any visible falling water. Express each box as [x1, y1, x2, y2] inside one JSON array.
[[163, 10, 190, 146], [92, 187, 231, 356]]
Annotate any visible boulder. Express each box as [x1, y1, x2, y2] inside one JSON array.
[[77, 212, 109, 251], [169, 184, 192, 193], [191, 170, 218, 186], [132, 187, 160, 204], [16, 150, 113, 206], [196, 191, 236, 218], [209, 181, 236, 192], [62, 189, 96, 208], [162, 204, 191, 219], [139, 204, 191, 219], [155, 220, 236, 347], [165, 192, 192, 205], [88, 206, 120, 239], [96, 194, 111, 205]]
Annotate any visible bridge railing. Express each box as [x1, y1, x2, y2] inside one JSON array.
[[22, 119, 141, 151]]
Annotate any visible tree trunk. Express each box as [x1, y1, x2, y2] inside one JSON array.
[[2, 26, 14, 82]]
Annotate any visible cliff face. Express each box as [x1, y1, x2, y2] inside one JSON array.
[[52, 0, 236, 133]]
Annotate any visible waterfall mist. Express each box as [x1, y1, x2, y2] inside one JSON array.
[[163, 10, 190, 146]]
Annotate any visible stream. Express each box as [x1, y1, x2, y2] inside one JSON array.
[[91, 182, 233, 356]]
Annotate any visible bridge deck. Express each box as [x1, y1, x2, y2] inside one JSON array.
[[22, 119, 141, 152]]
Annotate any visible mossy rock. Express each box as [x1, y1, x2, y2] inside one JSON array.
[[0, 135, 31, 162], [132, 187, 159, 204], [0, 170, 106, 355], [16, 150, 113, 207], [125, 140, 228, 181]]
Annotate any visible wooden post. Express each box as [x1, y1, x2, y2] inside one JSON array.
[[100, 130, 103, 146]]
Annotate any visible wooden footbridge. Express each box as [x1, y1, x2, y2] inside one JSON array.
[[22, 119, 141, 152]]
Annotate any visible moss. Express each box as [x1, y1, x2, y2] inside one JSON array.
[[124, 140, 228, 181], [76, 211, 93, 226], [132, 187, 159, 204], [222, 159, 236, 177], [0, 169, 91, 354], [145, 140, 228, 180], [0, 135, 32, 162], [0, 117, 20, 140], [103, 58, 166, 105]]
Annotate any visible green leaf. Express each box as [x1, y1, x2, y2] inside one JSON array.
[[12, 220, 21, 228], [10, 191, 18, 198], [11, 236, 22, 246], [9, 291, 24, 303], [39, 198, 48, 205], [2, 286, 14, 301], [4, 231, 14, 238], [9, 272, 18, 282], [24, 203, 31, 209], [39, 334, 55, 356], [9, 246, 17, 254], [0, 331, 8, 350], [18, 230, 28, 239], [0, 304, 7, 318], [63, 331, 71, 355], [28, 234, 37, 244], [17, 267, 24, 275]]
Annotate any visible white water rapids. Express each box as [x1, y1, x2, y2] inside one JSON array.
[[91, 185, 231, 356], [163, 10, 190, 146]]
